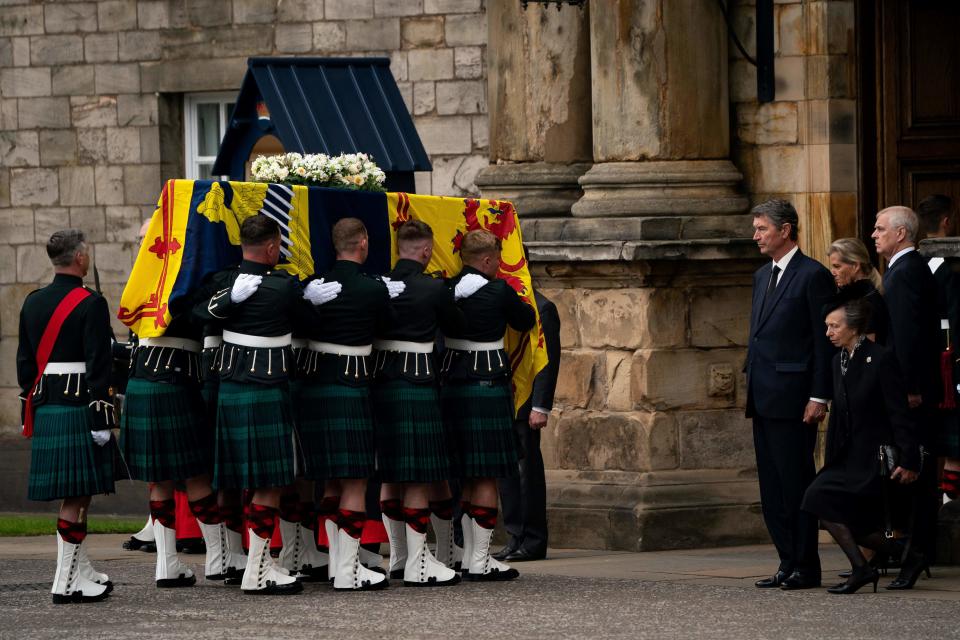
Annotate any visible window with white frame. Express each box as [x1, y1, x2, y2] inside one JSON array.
[[183, 92, 235, 180]]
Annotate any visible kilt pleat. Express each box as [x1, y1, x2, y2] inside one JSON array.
[[441, 382, 519, 479], [120, 378, 210, 482], [297, 382, 375, 480], [373, 381, 449, 483], [214, 381, 294, 490], [29, 405, 115, 501]]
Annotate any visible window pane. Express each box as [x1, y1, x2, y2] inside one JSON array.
[[197, 104, 220, 156], [197, 162, 216, 180]]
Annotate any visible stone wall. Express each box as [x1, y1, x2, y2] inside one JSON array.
[[0, 0, 490, 433], [730, 0, 859, 263]]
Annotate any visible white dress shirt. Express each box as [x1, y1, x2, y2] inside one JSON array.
[[888, 246, 915, 268]]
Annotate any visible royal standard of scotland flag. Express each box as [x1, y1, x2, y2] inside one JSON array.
[[119, 179, 547, 413]]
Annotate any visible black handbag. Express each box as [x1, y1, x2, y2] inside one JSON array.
[[878, 444, 900, 476]]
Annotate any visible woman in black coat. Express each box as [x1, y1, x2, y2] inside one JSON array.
[[801, 293, 920, 594]]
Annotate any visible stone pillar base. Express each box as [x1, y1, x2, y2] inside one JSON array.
[[546, 469, 766, 551], [476, 162, 591, 218], [571, 160, 749, 218]]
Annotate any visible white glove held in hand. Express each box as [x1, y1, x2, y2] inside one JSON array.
[[304, 278, 342, 305], [230, 273, 263, 303], [91, 430, 111, 447], [455, 273, 488, 300], [381, 277, 406, 299]]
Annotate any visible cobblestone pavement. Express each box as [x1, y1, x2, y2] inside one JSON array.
[[2, 536, 960, 639]]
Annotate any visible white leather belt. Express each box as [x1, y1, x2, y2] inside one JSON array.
[[374, 340, 433, 354], [44, 362, 86, 374], [444, 337, 504, 351], [140, 337, 202, 353], [291, 338, 308, 349], [308, 341, 373, 356], [203, 336, 222, 349], [223, 330, 291, 348]]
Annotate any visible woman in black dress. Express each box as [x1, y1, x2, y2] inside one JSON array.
[[827, 238, 888, 344], [802, 292, 920, 594]]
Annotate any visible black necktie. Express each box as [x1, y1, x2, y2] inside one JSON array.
[[761, 265, 781, 316]]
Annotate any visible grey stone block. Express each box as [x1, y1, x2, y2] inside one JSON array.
[[105, 126, 140, 164], [12, 37, 28, 67], [313, 23, 346, 51], [98, 0, 139, 31], [0, 131, 39, 167], [94, 63, 141, 94], [59, 166, 96, 206], [408, 48, 453, 81], [0, 99, 16, 130], [0, 168, 8, 208], [0, 39, 11, 68], [140, 57, 248, 93], [327, 0, 373, 20], [17, 244, 54, 283], [454, 45, 482, 79], [38, 129, 77, 166], [471, 114, 487, 149], [91, 241, 136, 283], [51, 65, 95, 96], [10, 168, 58, 206], [94, 165, 125, 205], [376, 0, 423, 16], [34, 207, 70, 244], [435, 79, 486, 115], [44, 2, 99, 33], [389, 50, 408, 82], [70, 95, 118, 128], [123, 164, 161, 205], [117, 94, 158, 126], [84, 33, 120, 63], [413, 115, 472, 155], [0, 67, 51, 98], [139, 126, 161, 163], [0, 207, 36, 244], [160, 24, 273, 59], [425, 0, 481, 13], [118, 30, 161, 61], [77, 128, 108, 163], [0, 245, 15, 284], [187, 0, 233, 27], [402, 16, 443, 48], [275, 23, 313, 53], [105, 205, 144, 242], [444, 13, 486, 46], [277, 0, 325, 22], [346, 18, 401, 50], [137, 1, 170, 30], [413, 81, 435, 115], [29, 35, 84, 66], [69, 206, 107, 243], [0, 6, 44, 37], [18, 97, 71, 129], [233, 0, 277, 23]]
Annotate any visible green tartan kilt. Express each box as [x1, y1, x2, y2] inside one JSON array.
[[214, 381, 295, 490], [28, 404, 115, 501], [297, 382, 375, 480], [373, 381, 450, 483], [120, 378, 210, 482], [441, 381, 519, 479]]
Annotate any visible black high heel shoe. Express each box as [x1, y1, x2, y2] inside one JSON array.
[[827, 566, 880, 594], [885, 552, 930, 590]]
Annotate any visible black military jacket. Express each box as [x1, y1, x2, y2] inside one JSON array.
[[17, 273, 115, 429], [194, 259, 320, 385], [374, 258, 464, 385], [441, 266, 536, 383], [300, 259, 391, 386]]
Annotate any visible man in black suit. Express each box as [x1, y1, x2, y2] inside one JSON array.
[[873, 205, 942, 589], [494, 290, 561, 562], [746, 199, 835, 590]]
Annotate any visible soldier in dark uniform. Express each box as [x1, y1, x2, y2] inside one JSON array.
[[194, 214, 340, 595], [442, 229, 536, 581], [297, 217, 401, 592], [18, 229, 116, 603], [373, 220, 469, 586], [121, 282, 241, 587]]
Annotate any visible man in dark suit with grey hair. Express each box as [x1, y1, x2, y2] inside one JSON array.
[[494, 289, 561, 562], [746, 199, 835, 590]]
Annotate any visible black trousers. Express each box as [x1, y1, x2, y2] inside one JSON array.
[[498, 419, 548, 554], [905, 405, 940, 564], [753, 416, 821, 576]]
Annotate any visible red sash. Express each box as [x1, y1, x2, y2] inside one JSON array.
[[22, 287, 91, 438]]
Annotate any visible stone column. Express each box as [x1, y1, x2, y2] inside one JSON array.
[[475, 0, 592, 217], [570, 0, 747, 240]]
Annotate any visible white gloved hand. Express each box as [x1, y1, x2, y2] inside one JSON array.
[[304, 278, 342, 305], [91, 430, 111, 447], [381, 276, 406, 299], [230, 273, 263, 303], [454, 273, 488, 300]]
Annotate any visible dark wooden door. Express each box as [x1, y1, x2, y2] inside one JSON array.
[[861, 0, 960, 224]]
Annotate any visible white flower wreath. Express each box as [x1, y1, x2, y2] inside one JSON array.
[[250, 152, 387, 192]]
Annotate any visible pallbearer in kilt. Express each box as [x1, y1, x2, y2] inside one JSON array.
[[194, 215, 341, 596], [373, 220, 468, 586], [297, 218, 401, 592], [121, 292, 234, 588], [441, 230, 536, 582], [18, 229, 116, 603]]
